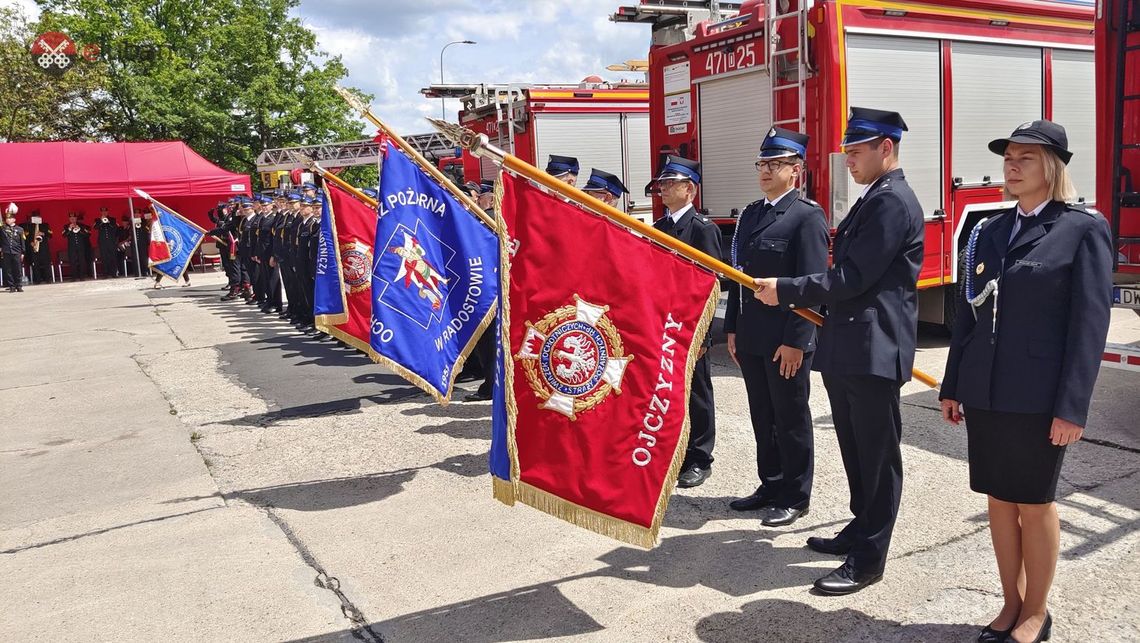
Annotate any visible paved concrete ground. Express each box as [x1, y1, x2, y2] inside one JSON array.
[[1, 271, 1137, 642]]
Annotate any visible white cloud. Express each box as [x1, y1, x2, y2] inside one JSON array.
[[294, 0, 653, 137]]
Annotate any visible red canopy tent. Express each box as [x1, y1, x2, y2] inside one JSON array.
[[0, 141, 250, 262]]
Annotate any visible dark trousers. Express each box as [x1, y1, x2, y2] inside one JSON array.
[[301, 262, 315, 323], [98, 242, 119, 277], [684, 353, 716, 468], [220, 252, 238, 287], [264, 262, 282, 309], [246, 259, 261, 297], [2, 254, 22, 288], [738, 350, 815, 509], [822, 373, 903, 573], [68, 249, 88, 279], [30, 253, 51, 283]]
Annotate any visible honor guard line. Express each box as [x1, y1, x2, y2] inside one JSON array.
[[424, 117, 941, 391]]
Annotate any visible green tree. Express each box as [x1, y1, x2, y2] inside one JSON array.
[[35, 0, 372, 184], [0, 5, 112, 142]]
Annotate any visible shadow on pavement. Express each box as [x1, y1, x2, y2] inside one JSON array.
[[694, 599, 977, 643]]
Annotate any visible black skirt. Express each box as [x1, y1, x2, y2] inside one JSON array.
[[963, 406, 1066, 504]]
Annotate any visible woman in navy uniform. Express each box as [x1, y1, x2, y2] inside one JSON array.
[[755, 107, 925, 595], [725, 127, 828, 526], [649, 156, 721, 488], [940, 121, 1112, 643]]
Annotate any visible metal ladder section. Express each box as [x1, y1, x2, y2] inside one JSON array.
[[491, 86, 527, 157], [767, 0, 811, 133], [1112, 0, 1140, 269]]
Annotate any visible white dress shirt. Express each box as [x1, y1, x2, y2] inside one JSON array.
[[1009, 200, 1049, 245]]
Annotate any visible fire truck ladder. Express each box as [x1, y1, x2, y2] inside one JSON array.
[[1112, 0, 1140, 269], [767, 1, 810, 132]]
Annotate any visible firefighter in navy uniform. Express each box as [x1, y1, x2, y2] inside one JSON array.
[[725, 128, 829, 527], [545, 155, 579, 186], [2, 205, 26, 292], [940, 121, 1112, 643], [287, 195, 308, 324], [63, 212, 91, 281], [648, 156, 721, 488], [258, 195, 283, 314], [271, 193, 296, 319], [243, 197, 265, 304], [755, 108, 924, 595], [24, 210, 52, 284], [94, 208, 121, 277], [581, 169, 629, 210]]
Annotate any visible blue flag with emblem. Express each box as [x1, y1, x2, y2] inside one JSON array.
[[134, 189, 207, 281], [371, 144, 499, 403]]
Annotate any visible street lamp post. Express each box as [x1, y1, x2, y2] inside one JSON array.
[[440, 40, 476, 119]]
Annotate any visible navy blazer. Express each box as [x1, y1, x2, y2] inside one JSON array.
[[724, 189, 830, 355], [939, 202, 1112, 426], [776, 169, 925, 381], [654, 205, 722, 349]]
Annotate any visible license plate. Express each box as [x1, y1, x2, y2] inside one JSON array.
[[1113, 285, 1140, 309]]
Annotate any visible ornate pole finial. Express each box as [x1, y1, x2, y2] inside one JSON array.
[[335, 85, 367, 114]]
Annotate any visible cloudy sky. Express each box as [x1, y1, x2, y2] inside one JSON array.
[[15, 0, 653, 138], [294, 0, 653, 135]]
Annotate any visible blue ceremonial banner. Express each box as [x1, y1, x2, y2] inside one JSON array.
[[371, 144, 499, 403], [489, 276, 514, 503], [137, 191, 207, 281]]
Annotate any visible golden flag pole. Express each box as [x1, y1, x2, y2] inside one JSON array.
[[426, 117, 941, 390], [292, 153, 378, 208], [333, 86, 495, 230]]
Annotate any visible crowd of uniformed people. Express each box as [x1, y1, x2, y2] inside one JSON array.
[[206, 183, 326, 330], [533, 108, 1113, 643], [1, 101, 1113, 643]]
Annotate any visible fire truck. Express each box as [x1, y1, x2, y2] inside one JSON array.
[[421, 81, 655, 221], [1098, 0, 1140, 371], [620, 0, 1097, 329]]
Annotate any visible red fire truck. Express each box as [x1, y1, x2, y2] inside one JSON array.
[[421, 81, 655, 220], [624, 0, 1096, 328], [1097, 0, 1140, 371]]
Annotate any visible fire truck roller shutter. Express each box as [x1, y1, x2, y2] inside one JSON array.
[[697, 70, 772, 219], [1050, 49, 1096, 204], [952, 42, 1043, 186], [533, 113, 624, 192], [845, 35, 943, 219], [624, 113, 653, 220]]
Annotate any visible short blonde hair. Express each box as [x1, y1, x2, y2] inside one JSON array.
[[1003, 145, 1077, 202]]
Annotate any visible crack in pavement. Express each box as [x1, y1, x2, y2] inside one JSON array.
[[262, 507, 385, 643], [892, 524, 990, 561], [0, 507, 222, 555]]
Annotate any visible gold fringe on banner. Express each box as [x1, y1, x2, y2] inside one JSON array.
[[492, 172, 519, 505], [497, 171, 722, 548]]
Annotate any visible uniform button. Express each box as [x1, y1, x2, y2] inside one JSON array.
[[848, 316, 854, 322], [788, 304, 795, 309]]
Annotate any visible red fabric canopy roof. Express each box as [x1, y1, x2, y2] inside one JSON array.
[[0, 141, 250, 201]]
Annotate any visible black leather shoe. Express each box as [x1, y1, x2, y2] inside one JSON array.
[[978, 623, 1013, 643], [812, 563, 883, 595], [762, 506, 808, 527], [729, 486, 774, 511], [1004, 612, 1051, 643], [464, 390, 492, 402], [806, 534, 853, 556], [677, 464, 711, 488]]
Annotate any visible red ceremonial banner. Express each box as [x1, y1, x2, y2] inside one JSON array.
[[315, 183, 379, 357], [499, 173, 719, 548]]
